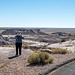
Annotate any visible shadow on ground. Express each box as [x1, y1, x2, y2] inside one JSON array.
[[26, 63, 49, 67], [8, 55, 20, 59]]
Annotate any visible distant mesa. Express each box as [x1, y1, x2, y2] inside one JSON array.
[[51, 32, 71, 36], [1, 29, 47, 35]]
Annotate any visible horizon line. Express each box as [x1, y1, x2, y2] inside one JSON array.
[[0, 27, 75, 29]]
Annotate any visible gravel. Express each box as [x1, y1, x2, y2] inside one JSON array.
[[0, 47, 75, 75]]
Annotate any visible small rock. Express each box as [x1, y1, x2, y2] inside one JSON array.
[[40, 49, 52, 53]]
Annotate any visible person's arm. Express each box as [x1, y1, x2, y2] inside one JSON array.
[[14, 36, 16, 39], [22, 36, 24, 39], [10, 36, 16, 39]]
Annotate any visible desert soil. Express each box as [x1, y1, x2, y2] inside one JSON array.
[[0, 46, 75, 75]]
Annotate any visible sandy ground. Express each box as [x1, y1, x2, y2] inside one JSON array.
[[0, 46, 75, 75]]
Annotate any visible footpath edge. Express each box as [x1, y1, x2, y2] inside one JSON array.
[[38, 58, 75, 75]]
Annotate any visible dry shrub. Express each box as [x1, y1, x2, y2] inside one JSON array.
[[0, 64, 5, 68], [51, 49, 69, 54], [71, 38, 75, 40], [8, 45, 11, 47], [27, 51, 54, 64], [22, 45, 29, 49]]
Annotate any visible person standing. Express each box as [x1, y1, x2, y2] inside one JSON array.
[[15, 33, 24, 55]]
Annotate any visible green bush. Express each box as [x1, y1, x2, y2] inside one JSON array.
[[51, 49, 69, 54], [27, 51, 54, 64], [22, 45, 29, 49]]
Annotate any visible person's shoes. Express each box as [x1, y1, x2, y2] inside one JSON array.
[[16, 54, 18, 56]]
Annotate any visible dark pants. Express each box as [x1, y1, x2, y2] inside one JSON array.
[[16, 43, 22, 55]]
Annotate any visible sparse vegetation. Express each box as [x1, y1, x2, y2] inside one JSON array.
[[27, 51, 54, 64], [1, 28, 75, 75], [22, 45, 29, 49], [42, 45, 47, 49], [2, 45, 4, 47], [8, 45, 11, 47], [0, 64, 5, 68], [51, 48, 69, 54], [71, 38, 75, 41]]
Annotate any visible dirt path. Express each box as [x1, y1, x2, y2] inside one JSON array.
[[48, 61, 75, 75], [0, 47, 33, 75]]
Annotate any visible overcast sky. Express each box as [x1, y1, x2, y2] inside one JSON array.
[[0, 0, 75, 28]]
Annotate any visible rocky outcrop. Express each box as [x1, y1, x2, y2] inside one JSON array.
[[0, 35, 10, 45], [40, 49, 52, 53], [51, 32, 71, 38]]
